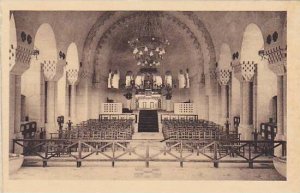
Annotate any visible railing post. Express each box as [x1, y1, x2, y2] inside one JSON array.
[[146, 143, 149, 168], [180, 140, 183, 168], [112, 141, 115, 167], [253, 129, 258, 153], [248, 143, 253, 168], [146, 142, 149, 168], [43, 142, 48, 167], [282, 141, 286, 157], [213, 141, 219, 168], [96, 144, 99, 155], [77, 140, 82, 167], [12, 139, 15, 154]]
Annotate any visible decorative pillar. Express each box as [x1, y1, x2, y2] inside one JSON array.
[[265, 44, 287, 141], [79, 69, 93, 121], [216, 69, 231, 126], [43, 59, 66, 137], [94, 82, 102, 117], [232, 60, 257, 140], [67, 69, 79, 123], [9, 43, 33, 152], [208, 68, 219, 123]]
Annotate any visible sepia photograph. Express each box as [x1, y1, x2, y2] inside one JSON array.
[[1, 1, 300, 193]]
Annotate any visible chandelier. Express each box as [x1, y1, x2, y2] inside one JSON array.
[[128, 12, 170, 68]]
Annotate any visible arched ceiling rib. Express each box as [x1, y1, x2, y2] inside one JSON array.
[[82, 11, 216, 79]]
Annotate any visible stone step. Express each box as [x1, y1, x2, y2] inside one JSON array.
[[132, 132, 164, 140]]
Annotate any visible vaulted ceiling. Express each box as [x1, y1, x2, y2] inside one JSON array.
[[12, 11, 286, 80]]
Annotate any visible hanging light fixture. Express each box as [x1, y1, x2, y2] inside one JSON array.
[[128, 12, 170, 68]]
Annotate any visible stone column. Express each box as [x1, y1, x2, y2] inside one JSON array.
[[71, 84, 77, 121], [67, 68, 79, 123], [216, 69, 231, 126], [276, 76, 284, 136], [94, 82, 102, 117], [264, 43, 287, 158], [203, 96, 209, 120], [46, 80, 57, 133], [15, 75, 22, 133], [9, 44, 33, 152], [232, 60, 257, 140], [208, 68, 219, 123], [79, 69, 93, 121], [43, 59, 66, 137], [265, 45, 287, 141]]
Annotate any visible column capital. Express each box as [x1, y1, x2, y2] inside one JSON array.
[[209, 67, 217, 80], [43, 59, 67, 81], [232, 60, 257, 82], [265, 45, 287, 76], [67, 69, 79, 85], [10, 44, 33, 75], [79, 68, 93, 80], [216, 68, 231, 86]]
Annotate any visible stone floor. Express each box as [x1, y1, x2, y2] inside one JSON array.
[[10, 161, 285, 180]]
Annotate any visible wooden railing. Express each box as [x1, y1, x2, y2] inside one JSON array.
[[161, 114, 198, 121], [13, 139, 286, 168], [99, 114, 138, 123]]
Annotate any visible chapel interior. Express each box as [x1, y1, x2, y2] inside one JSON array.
[[8, 11, 287, 177]]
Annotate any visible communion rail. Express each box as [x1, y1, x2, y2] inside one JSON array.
[[12, 139, 286, 168]]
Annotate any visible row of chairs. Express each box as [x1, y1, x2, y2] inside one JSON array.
[[162, 119, 227, 141], [60, 119, 134, 140]]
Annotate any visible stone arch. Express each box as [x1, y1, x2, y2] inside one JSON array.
[[21, 23, 58, 127], [218, 43, 231, 69], [240, 23, 277, 129], [35, 23, 58, 75], [56, 42, 79, 119], [66, 43, 80, 70], [82, 11, 216, 77], [94, 12, 203, 79], [240, 23, 264, 63]]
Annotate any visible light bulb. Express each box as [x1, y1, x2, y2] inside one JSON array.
[[133, 48, 138, 54]]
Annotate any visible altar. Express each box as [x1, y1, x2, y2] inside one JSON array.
[[135, 94, 162, 110]]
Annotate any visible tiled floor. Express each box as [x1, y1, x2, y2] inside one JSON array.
[[10, 161, 285, 180]]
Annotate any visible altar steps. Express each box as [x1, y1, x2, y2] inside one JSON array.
[[138, 110, 159, 132]]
